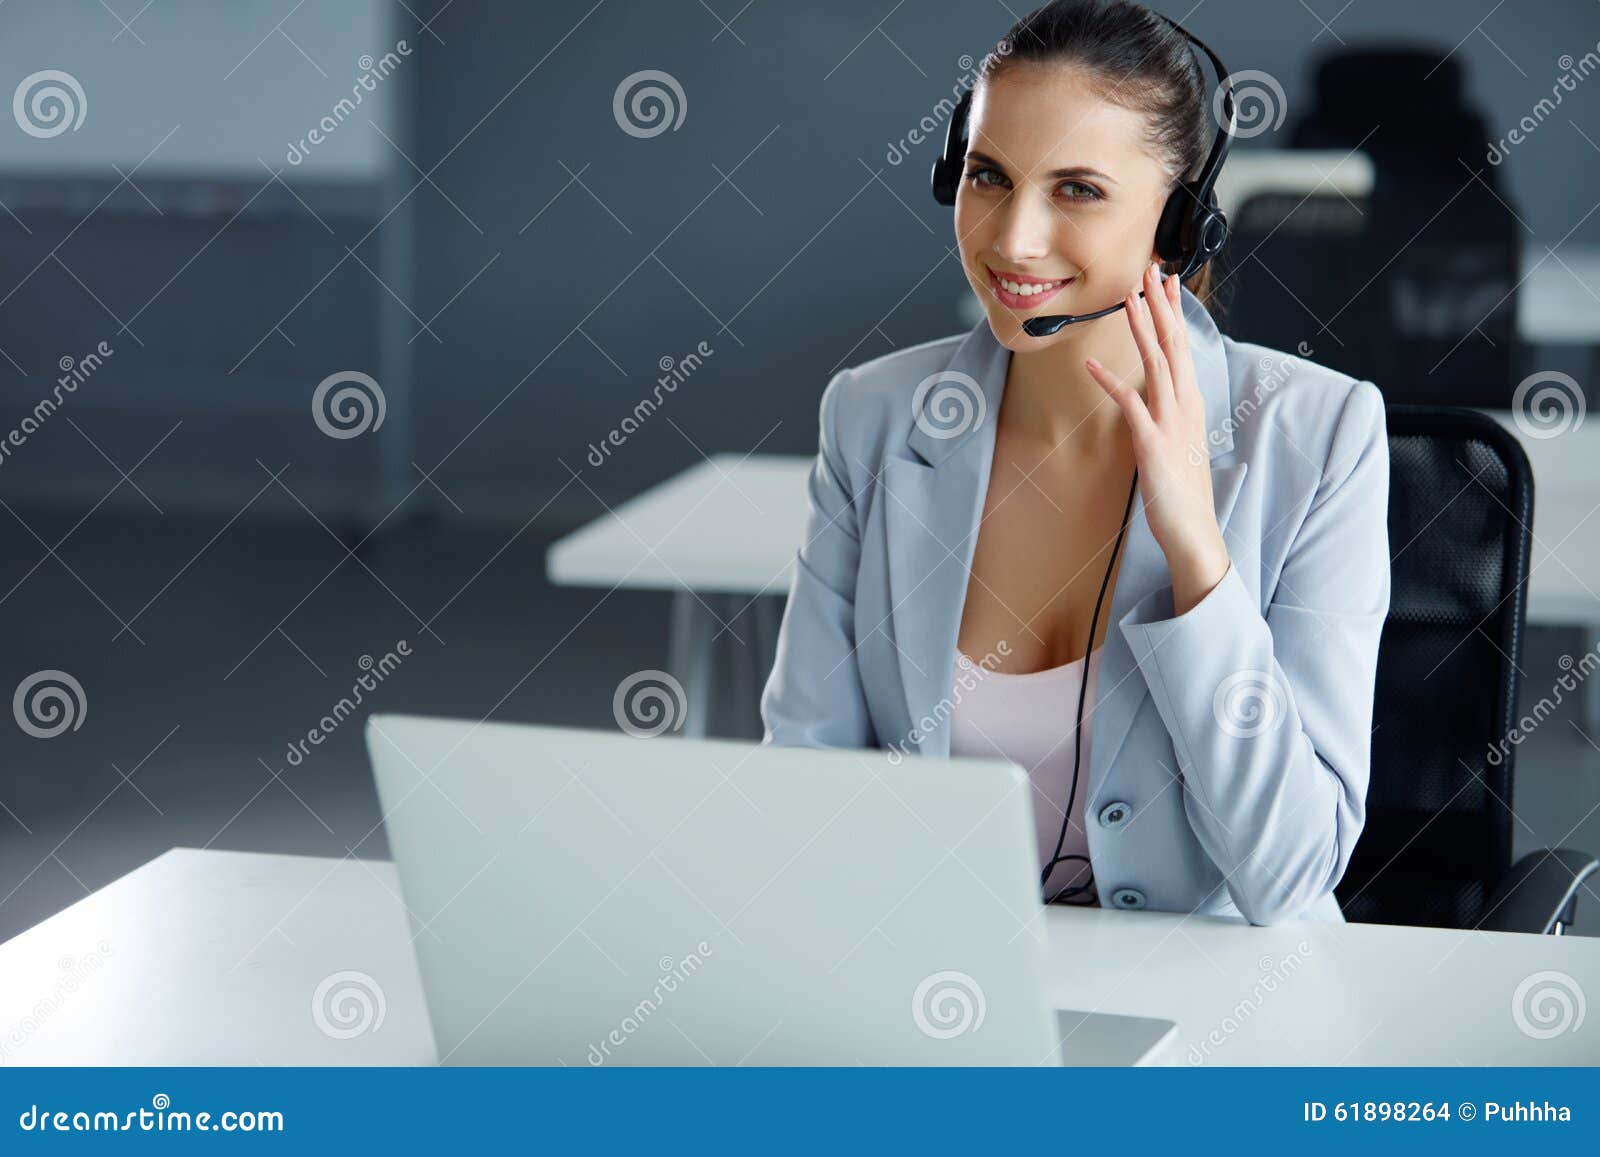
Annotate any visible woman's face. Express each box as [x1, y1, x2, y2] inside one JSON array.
[[954, 62, 1176, 349]]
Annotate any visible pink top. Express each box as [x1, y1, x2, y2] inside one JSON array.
[[948, 644, 1104, 900]]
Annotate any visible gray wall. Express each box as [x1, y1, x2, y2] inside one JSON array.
[[0, 0, 1594, 525], [410, 0, 1599, 523]]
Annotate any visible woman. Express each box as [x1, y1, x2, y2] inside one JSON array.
[[760, 0, 1390, 926]]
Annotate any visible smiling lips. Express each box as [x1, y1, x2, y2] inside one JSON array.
[[986, 265, 1074, 309]]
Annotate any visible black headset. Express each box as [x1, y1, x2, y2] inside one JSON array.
[[930, 13, 1235, 905], [931, 12, 1237, 337]]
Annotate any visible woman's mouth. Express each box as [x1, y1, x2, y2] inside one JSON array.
[[985, 265, 1074, 310]]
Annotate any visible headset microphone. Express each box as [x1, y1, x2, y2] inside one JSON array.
[[929, 12, 1237, 905], [1020, 287, 1161, 338]]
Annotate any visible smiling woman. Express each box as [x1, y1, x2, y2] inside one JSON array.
[[761, 0, 1392, 927]]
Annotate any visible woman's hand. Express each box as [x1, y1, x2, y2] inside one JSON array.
[[1085, 261, 1231, 614]]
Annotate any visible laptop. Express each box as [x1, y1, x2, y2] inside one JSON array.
[[364, 713, 1178, 1066]]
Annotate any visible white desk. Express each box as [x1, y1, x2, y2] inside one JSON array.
[[547, 455, 808, 736], [2, 848, 1596, 1066]]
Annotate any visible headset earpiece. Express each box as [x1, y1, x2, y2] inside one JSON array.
[[930, 89, 972, 207]]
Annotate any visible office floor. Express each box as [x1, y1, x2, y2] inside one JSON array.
[[1, 511, 1596, 943]]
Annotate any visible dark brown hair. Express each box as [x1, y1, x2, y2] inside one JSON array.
[[978, 0, 1220, 310]]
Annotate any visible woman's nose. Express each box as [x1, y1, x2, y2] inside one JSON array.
[[990, 189, 1058, 263]]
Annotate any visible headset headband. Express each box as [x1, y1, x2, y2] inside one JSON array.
[[932, 11, 1238, 283]]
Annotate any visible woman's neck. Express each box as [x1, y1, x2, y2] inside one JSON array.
[[997, 313, 1146, 454]]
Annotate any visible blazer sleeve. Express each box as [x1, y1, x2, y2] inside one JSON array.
[[760, 367, 876, 749], [1117, 380, 1391, 925]]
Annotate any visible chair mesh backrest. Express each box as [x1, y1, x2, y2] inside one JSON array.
[[1216, 190, 1517, 408], [1335, 406, 1532, 927]]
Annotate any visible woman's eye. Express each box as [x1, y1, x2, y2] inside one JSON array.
[[962, 167, 1100, 201]]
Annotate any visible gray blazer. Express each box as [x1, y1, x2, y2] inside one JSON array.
[[760, 285, 1392, 925]]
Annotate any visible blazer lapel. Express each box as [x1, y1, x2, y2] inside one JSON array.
[[882, 286, 1247, 776]]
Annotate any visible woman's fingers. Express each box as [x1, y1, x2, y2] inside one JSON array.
[[1085, 354, 1156, 443], [1141, 262, 1188, 403], [1153, 266, 1199, 403], [1124, 275, 1172, 416]]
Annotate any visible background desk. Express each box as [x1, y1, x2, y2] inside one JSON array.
[[1, 848, 1596, 1066], [549, 410, 1600, 736]]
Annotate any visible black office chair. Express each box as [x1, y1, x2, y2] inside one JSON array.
[[1336, 406, 1599, 932], [1217, 45, 1522, 408]]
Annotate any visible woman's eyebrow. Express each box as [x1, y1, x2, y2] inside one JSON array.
[[964, 149, 1119, 185]]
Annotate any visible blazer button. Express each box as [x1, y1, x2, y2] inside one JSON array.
[[1097, 801, 1132, 830], [1111, 887, 1147, 910]]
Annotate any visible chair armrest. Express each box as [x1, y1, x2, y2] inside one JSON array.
[[1476, 848, 1599, 934]]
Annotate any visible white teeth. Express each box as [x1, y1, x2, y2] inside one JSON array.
[[997, 275, 1062, 296]]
